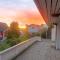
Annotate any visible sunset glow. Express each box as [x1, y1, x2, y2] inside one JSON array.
[[0, 0, 46, 26], [19, 25, 27, 29]]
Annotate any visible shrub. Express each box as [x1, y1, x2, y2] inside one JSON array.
[[0, 33, 30, 51], [20, 33, 30, 42], [6, 38, 21, 46]]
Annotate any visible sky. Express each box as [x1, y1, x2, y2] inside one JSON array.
[[0, 0, 45, 26]]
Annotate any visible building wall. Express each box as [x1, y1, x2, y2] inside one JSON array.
[[28, 27, 39, 33], [28, 25, 40, 33]]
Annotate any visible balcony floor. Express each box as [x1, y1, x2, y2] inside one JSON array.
[[13, 39, 60, 60]]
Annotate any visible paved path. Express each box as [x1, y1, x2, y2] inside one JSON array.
[[13, 40, 60, 60]]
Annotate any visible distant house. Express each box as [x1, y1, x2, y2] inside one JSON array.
[[27, 24, 40, 34], [0, 22, 8, 40]]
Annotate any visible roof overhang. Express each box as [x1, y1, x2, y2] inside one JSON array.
[[34, 0, 60, 25]]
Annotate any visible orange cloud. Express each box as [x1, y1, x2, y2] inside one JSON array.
[[15, 9, 46, 25], [0, 8, 45, 26]]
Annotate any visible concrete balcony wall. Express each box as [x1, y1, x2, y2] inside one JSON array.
[[0, 37, 41, 60]]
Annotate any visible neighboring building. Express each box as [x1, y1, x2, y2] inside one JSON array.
[[19, 24, 41, 36], [27, 24, 40, 34], [0, 22, 8, 40]]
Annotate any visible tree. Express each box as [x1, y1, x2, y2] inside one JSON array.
[[10, 22, 19, 31], [7, 22, 20, 39]]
